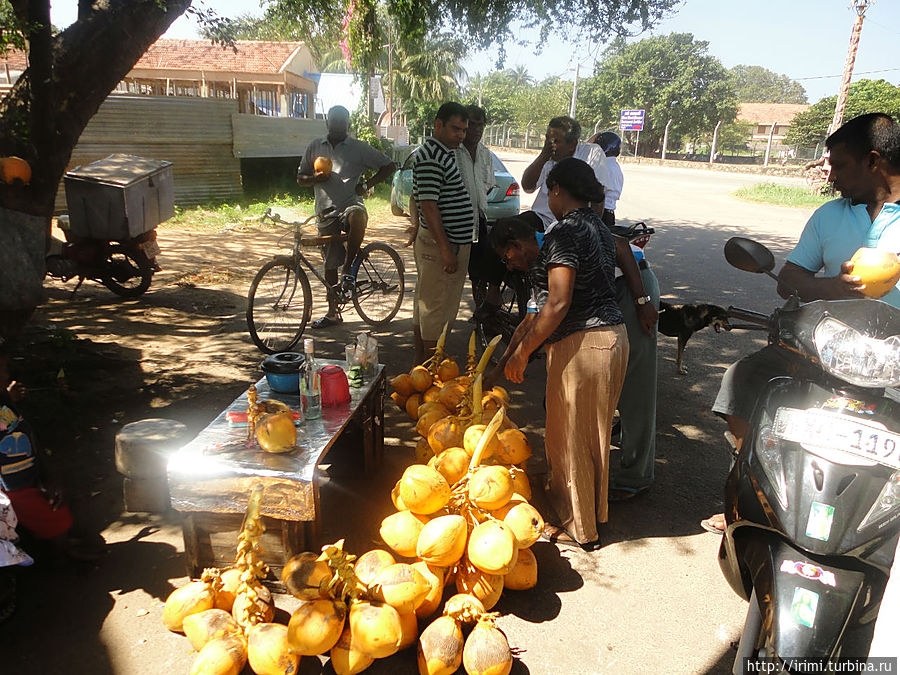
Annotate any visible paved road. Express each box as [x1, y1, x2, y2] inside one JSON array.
[[484, 151, 815, 674]]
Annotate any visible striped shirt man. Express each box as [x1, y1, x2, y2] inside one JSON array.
[[412, 138, 474, 244]]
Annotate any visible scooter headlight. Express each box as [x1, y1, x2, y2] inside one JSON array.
[[859, 471, 900, 531], [756, 419, 789, 510], [813, 317, 900, 388]]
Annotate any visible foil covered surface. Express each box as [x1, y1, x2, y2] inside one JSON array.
[[168, 361, 384, 521]]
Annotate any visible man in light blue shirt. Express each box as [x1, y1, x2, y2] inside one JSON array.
[[703, 113, 900, 535]]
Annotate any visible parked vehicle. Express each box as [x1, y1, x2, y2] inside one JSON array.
[[45, 154, 171, 297], [718, 237, 900, 670], [390, 148, 520, 222]]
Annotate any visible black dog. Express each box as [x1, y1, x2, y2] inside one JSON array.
[[657, 301, 731, 374]]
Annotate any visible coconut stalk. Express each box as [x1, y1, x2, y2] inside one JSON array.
[[233, 484, 270, 628], [474, 335, 502, 376], [468, 409, 505, 472], [423, 322, 450, 374], [466, 331, 478, 377], [318, 539, 366, 603]]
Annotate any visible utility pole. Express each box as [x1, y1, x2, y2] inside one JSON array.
[[478, 76, 483, 106], [829, 0, 873, 135], [569, 62, 580, 119], [387, 24, 394, 126]]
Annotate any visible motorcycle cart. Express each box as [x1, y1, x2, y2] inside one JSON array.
[[47, 154, 174, 297]]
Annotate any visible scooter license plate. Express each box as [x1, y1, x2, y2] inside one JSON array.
[[140, 240, 161, 259], [774, 407, 900, 470]]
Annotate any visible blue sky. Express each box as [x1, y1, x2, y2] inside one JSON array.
[[50, 0, 900, 103]]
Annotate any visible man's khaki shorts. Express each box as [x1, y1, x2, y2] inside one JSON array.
[[413, 226, 471, 342], [319, 204, 367, 271]]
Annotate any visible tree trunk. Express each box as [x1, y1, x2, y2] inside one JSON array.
[[0, 0, 193, 217], [0, 0, 193, 334]]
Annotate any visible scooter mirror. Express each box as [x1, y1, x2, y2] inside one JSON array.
[[724, 237, 776, 274]]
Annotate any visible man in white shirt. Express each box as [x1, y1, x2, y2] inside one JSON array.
[[521, 116, 611, 232], [455, 105, 504, 313], [590, 130, 624, 228]]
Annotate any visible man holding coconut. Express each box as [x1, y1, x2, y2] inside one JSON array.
[[704, 112, 900, 534], [297, 105, 396, 328]]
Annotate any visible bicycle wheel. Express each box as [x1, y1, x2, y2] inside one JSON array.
[[101, 244, 153, 297], [474, 273, 528, 364], [246, 259, 312, 354], [352, 242, 405, 327]]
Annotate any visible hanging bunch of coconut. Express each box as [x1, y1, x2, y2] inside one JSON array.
[[163, 485, 301, 675]]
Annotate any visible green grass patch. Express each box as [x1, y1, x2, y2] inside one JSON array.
[[160, 183, 395, 232], [733, 182, 831, 209]]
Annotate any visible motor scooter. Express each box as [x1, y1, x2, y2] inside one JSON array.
[[45, 217, 160, 298], [44, 153, 171, 298], [718, 237, 900, 671]]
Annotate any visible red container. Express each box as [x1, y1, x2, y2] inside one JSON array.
[[320, 365, 351, 407]]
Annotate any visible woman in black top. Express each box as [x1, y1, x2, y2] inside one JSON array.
[[490, 157, 630, 550]]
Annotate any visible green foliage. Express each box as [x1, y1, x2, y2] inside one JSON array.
[[462, 69, 567, 128], [385, 0, 679, 51], [344, 0, 382, 75], [730, 65, 807, 104], [578, 34, 738, 152], [734, 182, 830, 209], [785, 79, 900, 147], [201, 3, 345, 67], [0, 0, 26, 54], [716, 121, 754, 154]]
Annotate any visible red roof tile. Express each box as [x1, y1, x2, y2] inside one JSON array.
[[738, 102, 810, 125], [133, 39, 307, 74], [0, 50, 27, 70]]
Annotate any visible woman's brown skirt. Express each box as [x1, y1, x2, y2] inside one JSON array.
[[544, 324, 629, 544]]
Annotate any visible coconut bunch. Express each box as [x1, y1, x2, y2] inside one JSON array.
[[418, 593, 514, 675], [391, 325, 493, 428], [380, 409, 541, 624], [277, 539, 441, 674], [162, 486, 292, 675]]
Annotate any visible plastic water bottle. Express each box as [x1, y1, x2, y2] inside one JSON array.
[[301, 338, 321, 420]]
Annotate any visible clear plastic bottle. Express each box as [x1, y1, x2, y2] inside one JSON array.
[[301, 338, 321, 420]]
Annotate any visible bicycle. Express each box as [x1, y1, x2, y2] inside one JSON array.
[[472, 220, 655, 364], [246, 207, 405, 354]]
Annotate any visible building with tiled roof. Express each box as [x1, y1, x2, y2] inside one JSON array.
[[2, 39, 320, 117], [120, 39, 319, 118], [737, 102, 810, 141]]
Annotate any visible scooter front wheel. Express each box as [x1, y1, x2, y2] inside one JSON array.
[[101, 244, 153, 297]]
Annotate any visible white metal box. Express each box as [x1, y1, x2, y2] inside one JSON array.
[[64, 154, 174, 241]]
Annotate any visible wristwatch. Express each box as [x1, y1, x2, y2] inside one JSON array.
[[635, 295, 653, 306]]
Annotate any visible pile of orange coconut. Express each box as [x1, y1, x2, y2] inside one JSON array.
[[160, 330, 542, 675]]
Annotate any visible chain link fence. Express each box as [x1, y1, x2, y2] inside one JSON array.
[[408, 123, 826, 169]]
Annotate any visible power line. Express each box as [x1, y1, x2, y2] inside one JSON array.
[[793, 67, 900, 81]]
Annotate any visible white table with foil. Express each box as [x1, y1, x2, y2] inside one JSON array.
[[167, 361, 385, 576]]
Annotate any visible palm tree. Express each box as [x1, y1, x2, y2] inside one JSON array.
[[392, 36, 467, 104]]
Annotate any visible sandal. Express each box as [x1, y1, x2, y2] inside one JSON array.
[[542, 524, 602, 552], [701, 513, 727, 535], [311, 315, 343, 329]]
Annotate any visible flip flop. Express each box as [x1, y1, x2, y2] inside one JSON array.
[[542, 524, 602, 552], [700, 515, 726, 535], [311, 315, 343, 329], [608, 485, 650, 502]]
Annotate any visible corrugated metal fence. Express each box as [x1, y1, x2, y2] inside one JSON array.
[[57, 95, 243, 213]]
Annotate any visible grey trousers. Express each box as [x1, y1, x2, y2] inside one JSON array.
[[613, 267, 660, 490]]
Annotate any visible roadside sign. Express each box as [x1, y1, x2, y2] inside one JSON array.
[[619, 109, 645, 131]]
